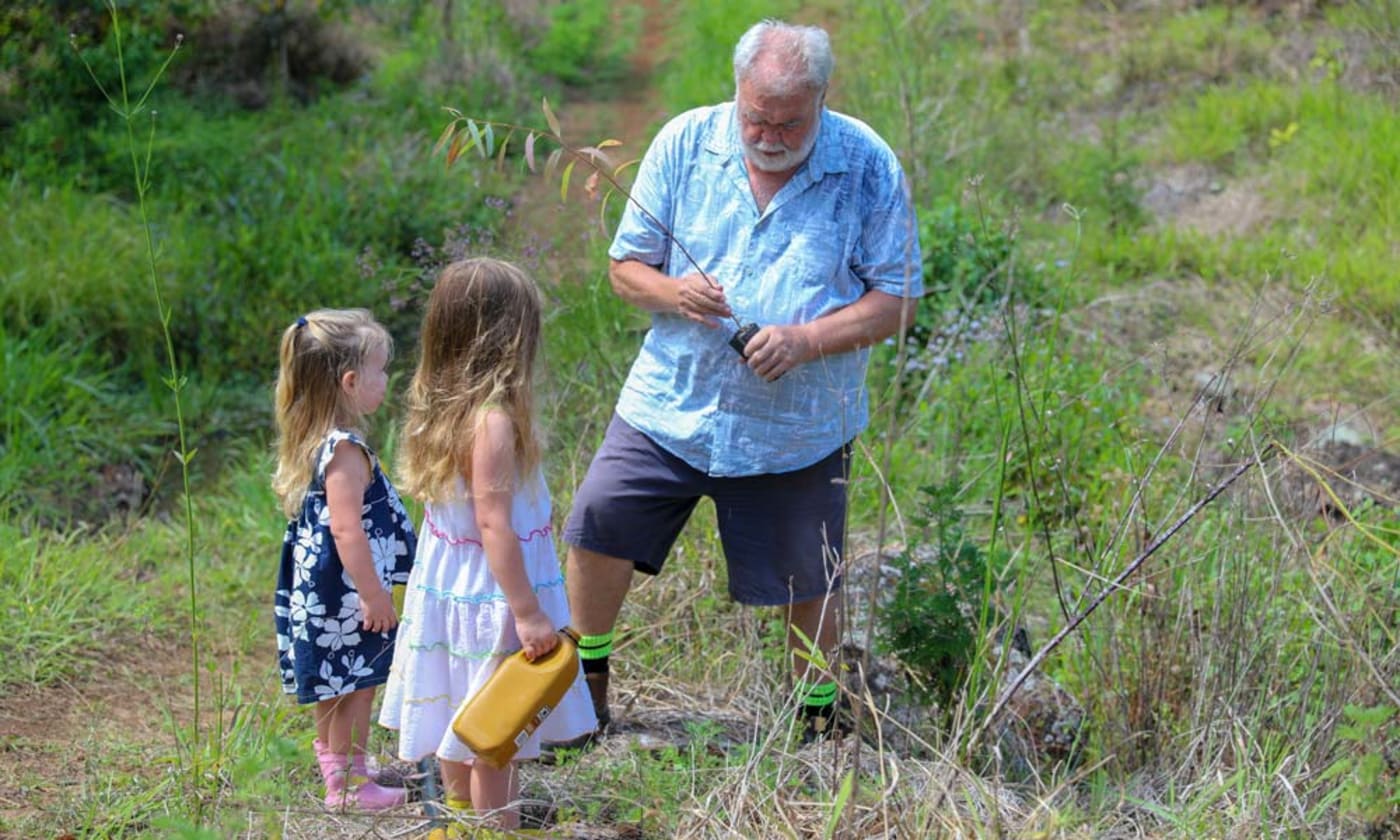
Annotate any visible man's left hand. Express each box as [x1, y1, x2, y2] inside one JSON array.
[[743, 325, 813, 382]]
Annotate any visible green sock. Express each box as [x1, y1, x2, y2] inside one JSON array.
[[578, 629, 614, 675], [798, 679, 838, 719]]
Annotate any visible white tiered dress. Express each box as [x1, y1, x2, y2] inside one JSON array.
[[378, 468, 596, 763]]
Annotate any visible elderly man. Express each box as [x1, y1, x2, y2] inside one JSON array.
[[554, 18, 922, 747]]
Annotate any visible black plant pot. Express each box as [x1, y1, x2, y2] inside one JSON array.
[[728, 322, 760, 358]]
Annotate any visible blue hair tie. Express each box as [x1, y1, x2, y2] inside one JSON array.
[[295, 316, 308, 328]]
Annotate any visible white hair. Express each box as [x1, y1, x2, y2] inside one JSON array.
[[733, 20, 833, 97]]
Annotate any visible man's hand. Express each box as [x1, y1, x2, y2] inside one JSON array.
[[676, 272, 733, 327], [742, 324, 814, 381]]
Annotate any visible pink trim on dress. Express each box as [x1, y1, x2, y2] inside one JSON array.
[[423, 507, 553, 546]]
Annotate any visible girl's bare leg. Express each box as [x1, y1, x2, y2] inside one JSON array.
[[469, 761, 520, 829]]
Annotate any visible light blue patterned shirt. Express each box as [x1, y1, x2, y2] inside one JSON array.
[[608, 102, 922, 477]]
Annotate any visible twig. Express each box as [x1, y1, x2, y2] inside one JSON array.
[[970, 443, 1275, 748], [439, 102, 744, 332]]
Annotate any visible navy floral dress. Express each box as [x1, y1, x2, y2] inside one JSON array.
[[276, 430, 416, 704]]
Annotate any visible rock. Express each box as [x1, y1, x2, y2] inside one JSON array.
[[1305, 441, 1400, 518], [984, 628, 1087, 781]]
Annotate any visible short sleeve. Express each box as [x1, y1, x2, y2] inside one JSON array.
[[855, 151, 923, 298], [608, 114, 686, 268], [314, 429, 372, 484]]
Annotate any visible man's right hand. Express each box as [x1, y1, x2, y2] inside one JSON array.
[[676, 271, 733, 327]]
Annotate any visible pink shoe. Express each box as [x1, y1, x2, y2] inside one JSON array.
[[350, 753, 409, 810], [314, 741, 408, 812], [333, 775, 408, 812], [314, 739, 401, 786]]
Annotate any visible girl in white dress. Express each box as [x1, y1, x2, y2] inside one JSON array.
[[379, 257, 596, 832]]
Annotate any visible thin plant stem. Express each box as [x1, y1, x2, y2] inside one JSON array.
[[72, 1, 201, 817], [970, 443, 1274, 750]]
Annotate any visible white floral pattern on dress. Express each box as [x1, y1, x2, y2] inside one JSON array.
[[275, 429, 416, 703]]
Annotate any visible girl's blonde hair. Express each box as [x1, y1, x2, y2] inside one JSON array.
[[272, 308, 393, 517], [398, 258, 543, 502]]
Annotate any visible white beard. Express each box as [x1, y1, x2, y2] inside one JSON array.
[[742, 123, 819, 174]]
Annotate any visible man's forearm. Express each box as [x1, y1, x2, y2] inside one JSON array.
[[797, 289, 918, 360], [609, 258, 681, 313]]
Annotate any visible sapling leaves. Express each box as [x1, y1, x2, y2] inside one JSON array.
[[432, 116, 457, 157], [466, 119, 488, 158], [542, 96, 562, 138], [435, 100, 731, 331], [495, 128, 514, 169], [446, 130, 465, 168]]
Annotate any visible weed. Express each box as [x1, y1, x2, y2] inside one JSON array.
[[877, 483, 1003, 711], [881, 192, 1019, 381], [1320, 704, 1399, 833], [70, 3, 214, 824]]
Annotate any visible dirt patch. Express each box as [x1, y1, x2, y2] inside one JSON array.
[[1075, 271, 1400, 524], [0, 632, 199, 826], [1139, 163, 1272, 236]]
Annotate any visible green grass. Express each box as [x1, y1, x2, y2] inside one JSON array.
[[0, 526, 156, 687], [0, 183, 159, 370], [657, 0, 803, 112], [0, 319, 169, 524], [3, 0, 1398, 837]]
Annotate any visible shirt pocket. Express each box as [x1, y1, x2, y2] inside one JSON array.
[[755, 219, 859, 323]]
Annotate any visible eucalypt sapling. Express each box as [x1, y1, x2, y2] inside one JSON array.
[[435, 99, 763, 359]]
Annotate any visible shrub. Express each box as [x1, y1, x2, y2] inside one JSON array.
[[524, 0, 642, 90], [169, 1, 373, 108], [872, 193, 1026, 408], [877, 483, 1004, 710]]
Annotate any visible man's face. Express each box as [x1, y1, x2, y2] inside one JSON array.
[[736, 79, 823, 175]]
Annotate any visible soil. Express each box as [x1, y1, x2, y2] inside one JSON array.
[[0, 632, 201, 828]]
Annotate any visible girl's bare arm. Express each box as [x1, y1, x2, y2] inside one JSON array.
[[472, 409, 558, 660], [325, 440, 397, 632]]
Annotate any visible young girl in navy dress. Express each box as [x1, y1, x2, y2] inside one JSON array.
[[272, 308, 416, 812], [379, 258, 595, 833]]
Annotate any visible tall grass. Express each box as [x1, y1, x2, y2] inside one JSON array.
[[0, 320, 164, 524], [0, 184, 150, 357]]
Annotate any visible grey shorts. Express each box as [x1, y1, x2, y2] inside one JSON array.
[[562, 415, 849, 606]]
